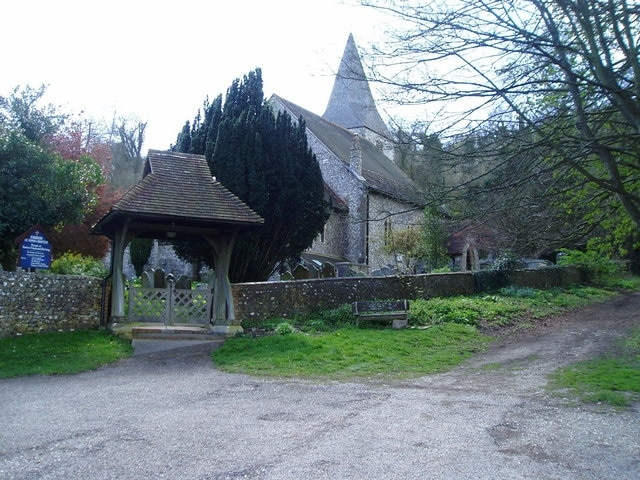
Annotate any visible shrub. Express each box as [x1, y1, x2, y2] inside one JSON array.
[[409, 297, 480, 326], [557, 249, 620, 285], [316, 304, 356, 327], [298, 304, 356, 332], [129, 238, 153, 276], [473, 255, 520, 292], [274, 322, 295, 335], [50, 252, 108, 277]]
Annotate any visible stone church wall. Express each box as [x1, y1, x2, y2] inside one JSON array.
[[309, 209, 349, 260], [367, 194, 424, 270], [304, 126, 368, 264]]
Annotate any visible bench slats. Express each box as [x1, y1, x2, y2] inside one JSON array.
[[352, 300, 410, 328]]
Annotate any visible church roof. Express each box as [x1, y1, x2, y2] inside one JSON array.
[[93, 150, 263, 238], [273, 95, 424, 206], [323, 33, 391, 139]]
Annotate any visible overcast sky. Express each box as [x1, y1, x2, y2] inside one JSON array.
[[1, 0, 396, 150]]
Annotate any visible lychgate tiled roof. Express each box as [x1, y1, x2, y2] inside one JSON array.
[[273, 95, 425, 206], [93, 150, 263, 235]]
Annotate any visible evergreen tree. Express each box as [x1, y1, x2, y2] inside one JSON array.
[[173, 121, 191, 153], [172, 69, 328, 282], [129, 237, 153, 277]]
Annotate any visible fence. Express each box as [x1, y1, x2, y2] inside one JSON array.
[[128, 278, 212, 326]]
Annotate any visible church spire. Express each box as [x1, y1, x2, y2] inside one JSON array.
[[323, 33, 391, 140]]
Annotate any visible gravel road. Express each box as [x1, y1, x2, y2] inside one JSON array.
[[0, 293, 638, 479]]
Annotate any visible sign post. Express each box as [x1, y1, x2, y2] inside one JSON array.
[[15, 226, 52, 270]]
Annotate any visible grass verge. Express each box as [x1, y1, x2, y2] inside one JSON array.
[[217, 282, 639, 381], [213, 323, 488, 380], [408, 285, 619, 328], [547, 329, 640, 407], [0, 329, 133, 378]]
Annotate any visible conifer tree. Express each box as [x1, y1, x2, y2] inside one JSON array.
[[172, 69, 328, 282]]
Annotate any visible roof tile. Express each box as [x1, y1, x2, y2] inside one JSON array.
[[95, 150, 263, 233]]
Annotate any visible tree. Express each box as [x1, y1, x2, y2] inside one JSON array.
[[0, 84, 67, 144], [364, 0, 640, 258], [172, 69, 329, 282], [0, 85, 105, 268], [421, 207, 451, 270], [109, 117, 147, 190], [129, 238, 153, 277], [381, 226, 425, 274], [47, 119, 119, 259], [0, 131, 103, 268]]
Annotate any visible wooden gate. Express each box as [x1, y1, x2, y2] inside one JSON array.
[[128, 279, 212, 326]]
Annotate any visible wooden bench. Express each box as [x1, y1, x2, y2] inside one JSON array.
[[352, 300, 410, 329]]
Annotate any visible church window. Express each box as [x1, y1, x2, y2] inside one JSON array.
[[384, 218, 392, 246]]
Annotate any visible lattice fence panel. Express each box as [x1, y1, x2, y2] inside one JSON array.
[[171, 289, 211, 324], [129, 288, 168, 321]]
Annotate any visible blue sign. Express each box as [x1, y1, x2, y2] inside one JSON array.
[[19, 229, 52, 269]]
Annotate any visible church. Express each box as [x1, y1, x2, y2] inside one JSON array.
[[270, 34, 425, 277], [124, 35, 426, 280]]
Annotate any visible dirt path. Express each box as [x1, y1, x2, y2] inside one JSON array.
[[474, 291, 639, 377], [393, 291, 640, 397]]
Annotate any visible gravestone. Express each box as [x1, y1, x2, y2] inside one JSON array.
[[154, 269, 166, 289], [280, 271, 294, 281], [292, 264, 309, 280], [141, 269, 154, 288], [175, 275, 191, 289], [371, 266, 396, 277], [320, 263, 336, 278], [307, 262, 320, 279]]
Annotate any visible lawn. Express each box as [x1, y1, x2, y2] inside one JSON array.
[[213, 283, 639, 383], [213, 323, 489, 380], [0, 329, 133, 378], [547, 329, 640, 407]]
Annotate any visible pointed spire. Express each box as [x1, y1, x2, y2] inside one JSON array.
[[323, 34, 390, 139]]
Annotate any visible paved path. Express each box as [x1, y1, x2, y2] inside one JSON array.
[[0, 294, 638, 479]]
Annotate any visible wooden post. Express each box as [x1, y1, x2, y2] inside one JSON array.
[[205, 230, 241, 336], [110, 219, 131, 320]]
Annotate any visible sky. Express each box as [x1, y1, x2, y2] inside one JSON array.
[[1, 0, 397, 151]]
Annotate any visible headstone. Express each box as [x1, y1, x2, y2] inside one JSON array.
[[280, 271, 294, 281], [292, 264, 309, 280], [175, 275, 191, 289], [306, 262, 320, 279], [141, 269, 154, 288], [320, 263, 336, 278], [372, 266, 396, 277], [154, 269, 166, 288], [336, 262, 352, 277]]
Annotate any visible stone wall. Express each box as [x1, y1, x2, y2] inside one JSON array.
[[367, 193, 424, 271], [0, 272, 102, 337], [232, 267, 583, 321], [0, 267, 583, 335]]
